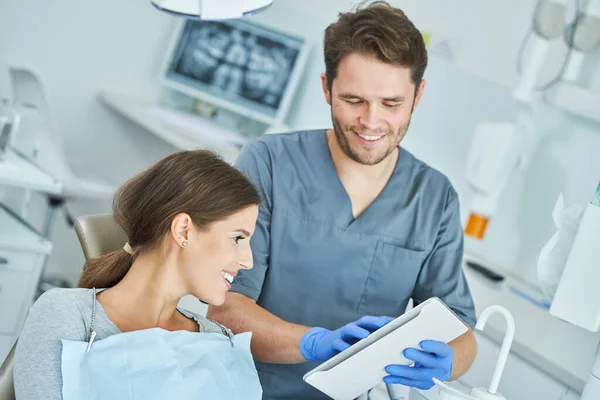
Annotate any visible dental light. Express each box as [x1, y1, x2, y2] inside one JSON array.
[[151, 0, 274, 20]]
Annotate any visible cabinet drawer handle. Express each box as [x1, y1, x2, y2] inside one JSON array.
[[0, 257, 7, 265]]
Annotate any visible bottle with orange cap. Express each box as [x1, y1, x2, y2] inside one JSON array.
[[463, 112, 536, 240], [464, 193, 495, 240]]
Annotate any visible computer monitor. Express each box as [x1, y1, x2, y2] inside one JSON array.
[[160, 18, 310, 125]]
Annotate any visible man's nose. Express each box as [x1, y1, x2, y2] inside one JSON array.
[[359, 104, 384, 131]]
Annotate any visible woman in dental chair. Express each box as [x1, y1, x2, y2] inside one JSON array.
[[13, 150, 263, 400]]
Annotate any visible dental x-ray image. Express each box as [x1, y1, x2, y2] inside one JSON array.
[[166, 19, 303, 117]]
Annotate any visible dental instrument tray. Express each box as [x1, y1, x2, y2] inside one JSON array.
[[303, 297, 469, 400]]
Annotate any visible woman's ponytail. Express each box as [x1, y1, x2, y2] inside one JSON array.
[[78, 249, 133, 289]]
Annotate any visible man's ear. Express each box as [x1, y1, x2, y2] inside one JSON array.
[[412, 79, 426, 111], [321, 73, 332, 105]]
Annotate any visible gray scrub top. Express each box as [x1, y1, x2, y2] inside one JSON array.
[[231, 130, 476, 399]]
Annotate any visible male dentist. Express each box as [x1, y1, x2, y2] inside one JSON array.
[[208, 2, 477, 398]]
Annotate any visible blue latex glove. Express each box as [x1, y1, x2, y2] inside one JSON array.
[[384, 340, 454, 390], [300, 316, 394, 362]]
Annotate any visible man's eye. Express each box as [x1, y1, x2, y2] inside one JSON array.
[[346, 99, 362, 105], [384, 103, 400, 108]]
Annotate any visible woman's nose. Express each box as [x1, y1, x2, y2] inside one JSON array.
[[239, 247, 253, 270]]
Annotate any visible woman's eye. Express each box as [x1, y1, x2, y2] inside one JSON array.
[[234, 236, 245, 244]]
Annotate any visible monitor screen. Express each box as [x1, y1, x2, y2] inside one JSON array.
[[164, 18, 306, 121]]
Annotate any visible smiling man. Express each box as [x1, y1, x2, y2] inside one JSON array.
[[207, 2, 477, 398]]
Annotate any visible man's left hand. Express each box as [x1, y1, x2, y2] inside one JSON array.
[[383, 340, 453, 390]]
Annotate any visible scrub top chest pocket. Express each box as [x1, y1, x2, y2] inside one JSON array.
[[357, 241, 426, 317]]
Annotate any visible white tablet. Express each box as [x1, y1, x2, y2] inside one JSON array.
[[302, 297, 469, 400]]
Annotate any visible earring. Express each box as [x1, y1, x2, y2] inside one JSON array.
[[182, 241, 187, 248]]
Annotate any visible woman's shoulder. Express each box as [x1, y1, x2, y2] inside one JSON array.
[[17, 288, 98, 351], [34, 287, 96, 304], [30, 288, 96, 318]]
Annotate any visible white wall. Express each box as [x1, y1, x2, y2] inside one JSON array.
[[1, 0, 599, 288]]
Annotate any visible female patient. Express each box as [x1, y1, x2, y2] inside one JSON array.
[[14, 150, 262, 400]]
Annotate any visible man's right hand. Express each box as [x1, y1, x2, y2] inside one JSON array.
[[299, 316, 394, 362]]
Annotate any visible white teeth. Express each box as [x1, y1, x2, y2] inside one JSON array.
[[358, 133, 382, 141], [221, 271, 234, 284]]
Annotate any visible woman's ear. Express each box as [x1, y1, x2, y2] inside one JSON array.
[[170, 213, 192, 247]]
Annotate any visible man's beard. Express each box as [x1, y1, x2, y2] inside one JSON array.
[[331, 113, 411, 166]]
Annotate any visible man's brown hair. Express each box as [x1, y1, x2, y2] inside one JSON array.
[[324, 1, 428, 91]]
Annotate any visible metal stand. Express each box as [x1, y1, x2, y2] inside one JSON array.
[[35, 195, 74, 298]]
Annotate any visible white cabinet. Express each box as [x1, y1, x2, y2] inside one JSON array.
[[0, 148, 62, 365], [0, 249, 37, 273], [459, 332, 579, 400], [0, 206, 51, 364]]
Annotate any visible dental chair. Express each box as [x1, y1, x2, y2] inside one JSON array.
[[0, 214, 125, 400], [73, 214, 128, 261]]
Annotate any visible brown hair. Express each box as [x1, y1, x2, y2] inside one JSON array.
[[324, 1, 428, 91], [78, 150, 261, 289]]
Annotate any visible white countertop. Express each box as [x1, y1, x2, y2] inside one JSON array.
[[0, 204, 52, 254], [463, 252, 599, 392], [98, 90, 242, 163]]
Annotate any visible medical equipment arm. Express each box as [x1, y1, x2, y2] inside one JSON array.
[[514, 0, 570, 103], [464, 0, 568, 239], [563, 0, 600, 82]]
